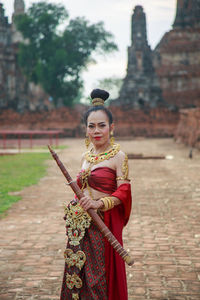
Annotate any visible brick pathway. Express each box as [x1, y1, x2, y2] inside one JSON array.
[[0, 138, 200, 300]]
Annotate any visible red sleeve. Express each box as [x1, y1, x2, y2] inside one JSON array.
[[104, 183, 132, 300], [111, 183, 132, 226]]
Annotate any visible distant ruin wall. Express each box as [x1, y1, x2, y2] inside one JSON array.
[[175, 108, 200, 149], [110, 107, 179, 137], [154, 28, 200, 109], [0, 106, 179, 138]]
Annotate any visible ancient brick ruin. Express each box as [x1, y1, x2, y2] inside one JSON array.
[[0, 0, 51, 112], [0, 106, 179, 139], [1, 0, 199, 112], [115, 6, 163, 109], [154, 0, 200, 109], [0, 0, 199, 145], [175, 108, 200, 150], [116, 0, 200, 110]]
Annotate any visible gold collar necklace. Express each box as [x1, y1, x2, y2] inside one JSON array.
[[85, 143, 120, 164]]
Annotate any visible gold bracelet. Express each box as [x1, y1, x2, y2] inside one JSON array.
[[107, 198, 114, 209], [100, 197, 115, 211], [100, 197, 108, 211]]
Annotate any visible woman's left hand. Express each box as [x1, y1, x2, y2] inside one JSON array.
[[79, 195, 103, 211]]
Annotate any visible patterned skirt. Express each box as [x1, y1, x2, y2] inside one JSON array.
[[60, 221, 108, 300]]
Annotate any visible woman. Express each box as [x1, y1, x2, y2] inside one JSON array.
[[60, 89, 132, 300]]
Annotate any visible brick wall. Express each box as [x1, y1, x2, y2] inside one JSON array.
[[175, 108, 200, 149], [0, 106, 179, 138]]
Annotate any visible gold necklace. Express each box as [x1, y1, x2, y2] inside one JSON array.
[[85, 143, 120, 165]]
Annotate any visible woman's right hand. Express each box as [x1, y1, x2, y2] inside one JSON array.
[[79, 195, 103, 211]]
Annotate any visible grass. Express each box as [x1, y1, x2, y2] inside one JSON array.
[[48, 145, 67, 150], [21, 144, 67, 150], [0, 152, 50, 216]]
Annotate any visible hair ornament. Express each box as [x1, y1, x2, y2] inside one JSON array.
[[92, 98, 105, 106]]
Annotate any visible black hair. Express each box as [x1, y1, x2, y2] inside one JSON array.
[[90, 89, 109, 101], [83, 89, 113, 125]]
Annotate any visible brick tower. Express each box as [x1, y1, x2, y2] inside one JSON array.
[[115, 6, 163, 108], [154, 0, 200, 108], [12, 0, 25, 43], [173, 0, 200, 28], [0, 1, 51, 112]]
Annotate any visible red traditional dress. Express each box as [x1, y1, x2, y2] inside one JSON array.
[[60, 166, 132, 300]]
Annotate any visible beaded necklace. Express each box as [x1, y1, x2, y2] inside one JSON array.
[[80, 143, 120, 200], [85, 143, 120, 164]]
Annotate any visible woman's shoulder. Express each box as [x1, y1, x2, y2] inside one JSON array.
[[114, 148, 128, 164], [81, 151, 89, 165], [116, 148, 127, 158], [81, 150, 88, 158]]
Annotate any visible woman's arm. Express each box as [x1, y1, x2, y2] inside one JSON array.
[[98, 151, 131, 211]]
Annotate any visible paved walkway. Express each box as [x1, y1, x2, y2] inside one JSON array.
[[0, 138, 200, 300]]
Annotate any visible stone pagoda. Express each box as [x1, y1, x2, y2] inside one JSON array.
[[153, 0, 200, 108], [115, 5, 163, 108], [0, 0, 50, 112], [173, 0, 200, 28]]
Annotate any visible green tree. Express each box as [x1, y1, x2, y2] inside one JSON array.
[[15, 2, 118, 107]]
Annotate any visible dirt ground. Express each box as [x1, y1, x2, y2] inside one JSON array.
[[0, 138, 200, 300]]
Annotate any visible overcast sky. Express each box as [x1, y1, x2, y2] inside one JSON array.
[[2, 0, 177, 99]]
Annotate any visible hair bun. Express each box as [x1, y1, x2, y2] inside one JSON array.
[[90, 89, 109, 101]]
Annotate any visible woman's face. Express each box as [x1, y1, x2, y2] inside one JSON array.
[[87, 110, 113, 148]]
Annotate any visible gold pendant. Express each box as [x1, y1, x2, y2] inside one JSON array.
[[66, 273, 82, 289], [85, 137, 90, 149], [72, 294, 79, 300], [64, 249, 86, 270], [65, 203, 91, 246], [110, 136, 115, 146]]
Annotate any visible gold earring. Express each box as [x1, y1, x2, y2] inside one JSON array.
[[85, 136, 90, 149], [110, 131, 115, 146]]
